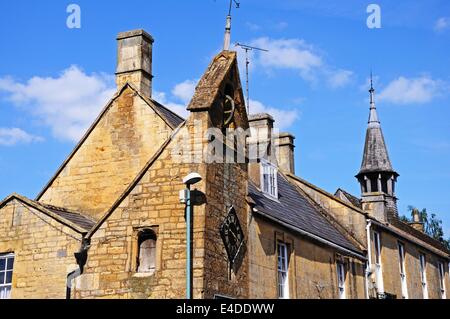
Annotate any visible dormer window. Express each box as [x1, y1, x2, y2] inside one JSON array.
[[261, 159, 278, 199]]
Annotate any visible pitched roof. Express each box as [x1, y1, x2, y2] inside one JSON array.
[[0, 194, 95, 233], [40, 203, 96, 231], [150, 99, 184, 128], [187, 51, 237, 111], [36, 82, 185, 201], [335, 188, 362, 209], [373, 218, 450, 258], [248, 173, 364, 257], [388, 218, 450, 256], [358, 87, 397, 176]]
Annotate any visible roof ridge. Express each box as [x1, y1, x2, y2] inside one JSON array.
[[35, 82, 183, 202], [0, 194, 88, 234], [390, 218, 450, 255], [285, 173, 368, 216], [40, 202, 97, 223], [283, 174, 367, 251]]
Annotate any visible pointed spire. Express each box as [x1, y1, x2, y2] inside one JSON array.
[[357, 74, 396, 175]]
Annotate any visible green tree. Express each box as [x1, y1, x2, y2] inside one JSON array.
[[402, 206, 450, 250]]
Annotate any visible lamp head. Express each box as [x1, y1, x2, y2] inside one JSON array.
[[183, 172, 202, 186]]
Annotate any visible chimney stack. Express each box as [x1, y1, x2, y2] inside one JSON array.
[[409, 208, 424, 232], [275, 133, 296, 175], [116, 29, 154, 98], [248, 113, 275, 163]]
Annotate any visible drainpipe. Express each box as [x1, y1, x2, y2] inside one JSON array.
[[365, 220, 372, 300], [66, 237, 90, 299]]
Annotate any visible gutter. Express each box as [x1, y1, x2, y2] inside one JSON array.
[[253, 207, 367, 260], [66, 237, 90, 299]]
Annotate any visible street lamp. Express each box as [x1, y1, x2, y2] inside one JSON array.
[[180, 172, 202, 299]]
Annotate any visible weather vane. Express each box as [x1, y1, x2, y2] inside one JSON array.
[[223, 0, 240, 50], [235, 43, 268, 114]]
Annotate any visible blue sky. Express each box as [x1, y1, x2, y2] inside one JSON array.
[[0, 1, 449, 235]]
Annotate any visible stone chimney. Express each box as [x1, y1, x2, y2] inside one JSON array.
[[116, 29, 154, 98], [248, 113, 275, 188], [248, 113, 275, 163], [409, 209, 424, 232], [275, 133, 296, 175]]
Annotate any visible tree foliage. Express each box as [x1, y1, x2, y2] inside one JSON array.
[[401, 206, 450, 250]]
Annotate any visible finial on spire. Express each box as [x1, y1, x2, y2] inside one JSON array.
[[368, 71, 380, 125], [223, 0, 240, 51], [370, 70, 374, 92]]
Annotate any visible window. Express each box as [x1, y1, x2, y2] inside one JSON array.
[[137, 230, 157, 273], [336, 261, 346, 299], [277, 242, 289, 299], [0, 253, 14, 299], [373, 231, 384, 294], [419, 253, 428, 299], [261, 160, 278, 199], [438, 262, 446, 299], [397, 242, 408, 299]]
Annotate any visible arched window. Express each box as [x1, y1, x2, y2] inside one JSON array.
[[137, 230, 156, 273]]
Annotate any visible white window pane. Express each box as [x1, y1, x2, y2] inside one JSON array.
[[0, 286, 11, 299], [0, 271, 4, 284], [0, 259, 5, 271], [6, 271, 12, 284], [6, 258, 14, 270], [138, 238, 156, 273]]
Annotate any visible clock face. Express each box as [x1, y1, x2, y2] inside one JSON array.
[[223, 95, 235, 128], [220, 207, 244, 264]]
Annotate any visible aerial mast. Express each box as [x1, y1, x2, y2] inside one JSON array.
[[235, 43, 268, 114]]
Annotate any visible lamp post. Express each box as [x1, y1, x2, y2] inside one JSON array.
[[181, 172, 202, 299]]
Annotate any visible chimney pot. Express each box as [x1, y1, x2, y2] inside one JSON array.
[[116, 29, 154, 98]]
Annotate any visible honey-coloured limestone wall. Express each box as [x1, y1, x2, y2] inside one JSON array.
[[38, 85, 174, 220], [0, 200, 81, 299]]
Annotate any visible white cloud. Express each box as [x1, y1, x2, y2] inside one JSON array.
[[327, 69, 354, 89], [0, 128, 43, 146], [171, 79, 197, 104], [434, 17, 450, 32], [249, 99, 299, 130], [378, 76, 447, 105], [246, 22, 261, 31], [250, 37, 322, 74], [0, 66, 115, 142], [273, 22, 289, 31], [248, 37, 352, 88]]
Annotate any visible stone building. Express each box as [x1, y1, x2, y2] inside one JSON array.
[[0, 29, 448, 299]]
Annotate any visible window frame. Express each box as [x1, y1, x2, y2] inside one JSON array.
[[419, 253, 428, 299], [336, 261, 346, 299], [438, 261, 446, 299], [277, 242, 289, 299], [132, 227, 159, 276], [260, 159, 278, 199], [397, 242, 408, 299], [0, 253, 14, 300]]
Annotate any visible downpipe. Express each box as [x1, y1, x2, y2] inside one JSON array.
[[66, 237, 90, 299], [365, 220, 372, 299]]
